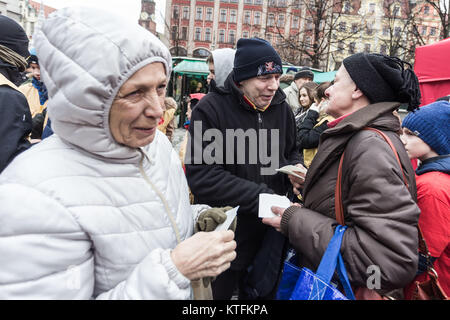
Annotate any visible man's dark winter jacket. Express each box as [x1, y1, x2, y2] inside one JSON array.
[[185, 72, 301, 272], [0, 62, 32, 173]]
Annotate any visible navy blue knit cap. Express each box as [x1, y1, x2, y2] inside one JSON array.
[[233, 38, 282, 83], [402, 101, 450, 156]]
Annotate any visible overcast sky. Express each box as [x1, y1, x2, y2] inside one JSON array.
[[42, 0, 166, 33]]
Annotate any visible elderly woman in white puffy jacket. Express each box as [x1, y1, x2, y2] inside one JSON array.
[[0, 7, 236, 299]]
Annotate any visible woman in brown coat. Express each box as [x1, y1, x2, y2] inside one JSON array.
[[264, 53, 422, 295]]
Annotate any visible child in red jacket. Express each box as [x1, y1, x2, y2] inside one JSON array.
[[401, 100, 450, 298]]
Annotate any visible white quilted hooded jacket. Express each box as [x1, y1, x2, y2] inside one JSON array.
[[0, 7, 198, 299]]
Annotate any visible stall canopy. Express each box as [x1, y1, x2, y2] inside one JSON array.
[[172, 58, 209, 76], [172, 59, 336, 82], [414, 38, 450, 106]]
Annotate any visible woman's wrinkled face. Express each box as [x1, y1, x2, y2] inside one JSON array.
[[299, 87, 311, 108], [324, 65, 357, 118], [109, 62, 166, 148]]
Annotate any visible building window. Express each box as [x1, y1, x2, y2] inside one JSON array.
[[243, 31, 249, 38], [352, 23, 358, 33], [254, 12, 261, 25], [430, 27, 436, 36], [364, 43, 371, 53], [369, 3, 376, 13], [292, 16, 299, 29], [277, 35, 283, 44], [349, 42, 355, 54], [268, 13, 275, 26], [338, 41, 344, 52], [182, 7, 189, 20], [424, 5, 430, 15], [266, 33, 272, 43], [219, 29, 225, 43], [205, 28, 211, 41], [244, 11, 251, 24], [173, 6, 179, 19], [245, 0, 253, 4], [366, 25, 373, 35], [344, 2, 352, 13], [206, 7, 213, 21], [380, 44, 387, 54], [229, 30, 236, 44], [383, 25, 389, 36], [220, 9, 227, 22], [305, 36, 311, 46], [339, 22, 346, 32], [394, 26, 401, 37], [255, 0, 262, 5], [253, 32, 259, 38], [421, 26, 427, 36], [171, 26, 178, 40], [393, 6, 399, 17], [230, 10, 237, 23], [196, 7, 203, 20], [277, 14, 285, 28], [195, 28, 202, 41], [181, 27, 188, 40]]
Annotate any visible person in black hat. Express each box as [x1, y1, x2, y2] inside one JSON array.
[[185, 38, 303, 300], [265, 52, 422, 295], [0, 15, 32, 173], [19, 49, 50, 141], [283, 66, 314, 113]]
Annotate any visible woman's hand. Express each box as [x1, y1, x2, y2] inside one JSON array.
[[262, 203, 302, 232], [262, 206, 284, 232], [170, 230, 236, 280], [288, 163, 307, 194]]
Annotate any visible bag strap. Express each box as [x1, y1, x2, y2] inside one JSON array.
[[316, 225, 355, 300], [139, 152, 182, 244], [316, 225, 347, 283]]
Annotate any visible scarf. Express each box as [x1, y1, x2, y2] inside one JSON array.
[[0, 44, 27, 72], [32, 77, 48, 106]]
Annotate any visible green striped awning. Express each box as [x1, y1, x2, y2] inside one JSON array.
[[173, 59, 209, 76]]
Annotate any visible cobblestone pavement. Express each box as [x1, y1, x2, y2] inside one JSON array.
[[171, 127, 186, 153]]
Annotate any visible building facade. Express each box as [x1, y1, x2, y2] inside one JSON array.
[[139, 0, 157, 35], [165, 0, 306, 58], [0, 0, 22, 23], [328, 0, 442, 70], [19, 0, 56, 42], [165, 0, 443, 70]]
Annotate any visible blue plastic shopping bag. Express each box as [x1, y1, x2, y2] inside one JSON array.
[[277, 225, 355, 300]]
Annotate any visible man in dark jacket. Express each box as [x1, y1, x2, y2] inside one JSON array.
[[185, 38, 302, 300], [0, 15, 32, 173]]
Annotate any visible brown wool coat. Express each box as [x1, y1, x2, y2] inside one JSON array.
[[281, 102, 420, 291]]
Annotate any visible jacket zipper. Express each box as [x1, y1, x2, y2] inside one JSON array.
[[257, 112, 264, 184]]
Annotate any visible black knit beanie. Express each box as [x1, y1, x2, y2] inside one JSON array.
[[343, 53, 421, 111], [294, 67, 314, 81], [0, 15, 29, 59], [233, 38, 283, 83]]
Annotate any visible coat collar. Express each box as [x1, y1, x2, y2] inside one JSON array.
[[303, 102, 401, 197]]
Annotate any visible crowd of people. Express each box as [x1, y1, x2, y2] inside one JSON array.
[[0, 7, 448, 301]]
